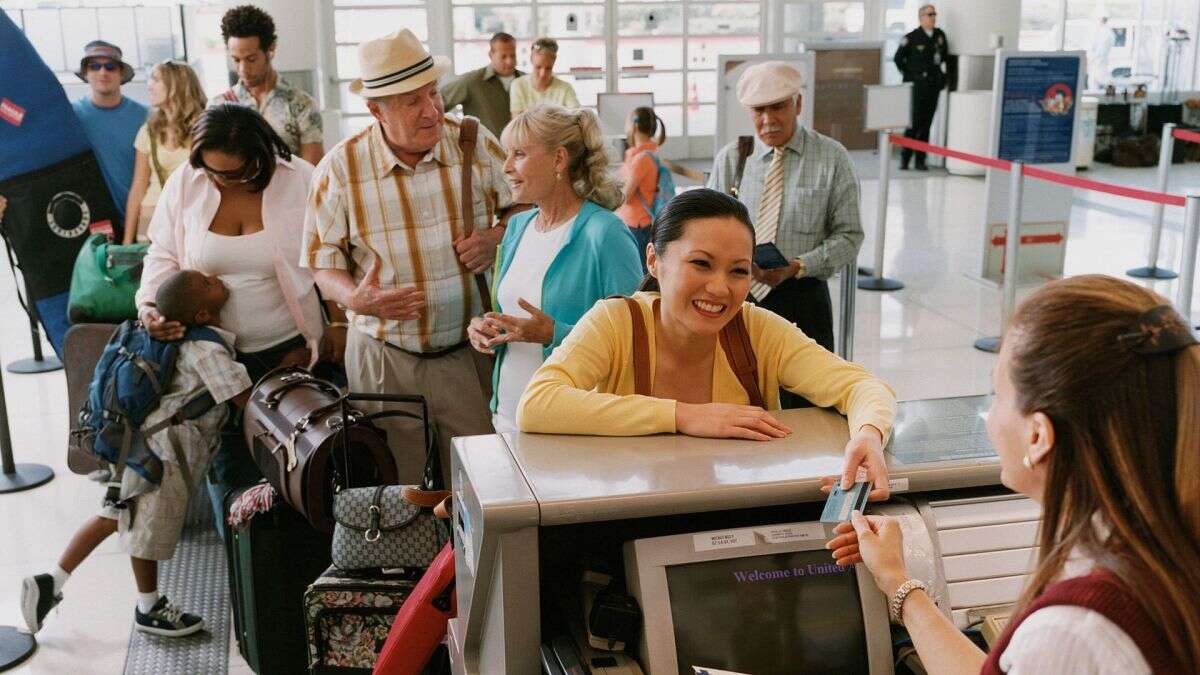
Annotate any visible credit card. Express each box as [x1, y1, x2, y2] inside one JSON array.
[[820, 481, 872, 524]]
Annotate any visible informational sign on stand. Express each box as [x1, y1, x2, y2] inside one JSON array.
[[979, 51, 1085, 285]]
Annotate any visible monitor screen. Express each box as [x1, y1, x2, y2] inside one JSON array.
[[664, 550, 869, 675]]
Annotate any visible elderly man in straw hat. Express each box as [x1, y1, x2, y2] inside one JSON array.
[[302, 29, 514, 486], [707, 61, 863, 409]]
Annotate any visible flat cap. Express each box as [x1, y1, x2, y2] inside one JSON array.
[[737, 61, 803, 108]]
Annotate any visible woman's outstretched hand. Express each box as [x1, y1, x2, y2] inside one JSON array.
[[675, 402, 792, 441], [827, 511, 910, 596]]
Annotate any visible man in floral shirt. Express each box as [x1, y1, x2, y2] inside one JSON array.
[[211, 5, 324, 164]]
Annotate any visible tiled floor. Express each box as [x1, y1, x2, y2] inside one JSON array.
[[1, 154, 1197, 674]]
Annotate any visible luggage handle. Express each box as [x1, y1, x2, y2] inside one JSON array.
[[334, 393, 436, 493], [345, 393, 432, 472], [264, 376, 342, 408]]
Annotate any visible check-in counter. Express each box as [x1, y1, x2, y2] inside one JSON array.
[[448, 396, 1034, 674]]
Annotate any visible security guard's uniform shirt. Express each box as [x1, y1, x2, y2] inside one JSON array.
[[894, 27, 949, 90]]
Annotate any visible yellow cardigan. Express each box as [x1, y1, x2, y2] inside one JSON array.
[[517, 292, 896, 437]]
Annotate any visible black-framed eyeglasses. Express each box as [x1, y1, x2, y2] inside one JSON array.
[[923, 11, 938, 17], [88, 61, 120, 72]]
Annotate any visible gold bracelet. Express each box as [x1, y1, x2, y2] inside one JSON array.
[[328, 321, 349, 329]]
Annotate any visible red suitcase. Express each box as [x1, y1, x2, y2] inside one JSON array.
[[373, 543, 456, 674]]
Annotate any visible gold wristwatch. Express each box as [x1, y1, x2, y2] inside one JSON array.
[[793, 258, 807, 279]]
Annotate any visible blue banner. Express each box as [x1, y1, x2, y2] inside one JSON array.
[[998, 56, 1081, 164]]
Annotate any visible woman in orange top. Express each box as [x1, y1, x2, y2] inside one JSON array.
[[615, 106, 666, 270]]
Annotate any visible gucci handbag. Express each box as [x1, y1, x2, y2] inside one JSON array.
[[331, 485, 450, 571]]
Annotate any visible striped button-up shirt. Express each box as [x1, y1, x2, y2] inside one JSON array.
[[708, 127, 863, 280], [302, 116, 512, 352]]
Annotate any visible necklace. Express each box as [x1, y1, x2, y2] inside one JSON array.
[[534, 206, 580, 233]]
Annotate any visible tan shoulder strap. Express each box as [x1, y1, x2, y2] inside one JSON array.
[[731, 135, 755, 197], [457, 117, 492, 311], [620, 297, 652, 397], [718, 309, 765, 408], [620, 296, 761, 406], [148, 130, 167, 188]]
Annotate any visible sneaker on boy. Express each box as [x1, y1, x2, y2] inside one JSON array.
[[134, 596, 204, 637], [20, 573, 62, 634]]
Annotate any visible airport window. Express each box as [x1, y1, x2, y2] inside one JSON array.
[[8, 3, 186, 82], [332, 0, 430, 133]]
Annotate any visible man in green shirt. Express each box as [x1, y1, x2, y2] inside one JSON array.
[[442, 32, 523, 138]]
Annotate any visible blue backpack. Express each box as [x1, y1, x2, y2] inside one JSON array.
[[635, 151, 677, 219], [77, 320, 228, 507]]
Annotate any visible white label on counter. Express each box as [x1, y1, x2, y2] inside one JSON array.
[[755, 523, 825, 544], [693, 529, 755, 553], [889, 478, 910, 493]]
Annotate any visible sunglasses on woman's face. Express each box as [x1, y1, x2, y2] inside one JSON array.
[[88, 61, 120, 72], [201, 163, 254, 184]]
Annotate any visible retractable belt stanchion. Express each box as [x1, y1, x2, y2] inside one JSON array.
[[859, 131, 904, 291], [1128, 123, 1179, 280], [975, 161, 1025, 354], [0, 349, 53, 671], [7, 303, 62, 375], [1176, 191, 1200, 324], [838, 262, 856, 360]]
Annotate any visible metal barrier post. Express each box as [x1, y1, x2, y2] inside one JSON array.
[[1176, 191, 1200, 322], [975, 161, 1025, 353], [6, 303, 62, 374], [838, 262, 856, 360], [1128, 123, 1178, 280], [859, 131, 904, 291]]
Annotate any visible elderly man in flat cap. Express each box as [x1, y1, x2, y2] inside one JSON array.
[[708, 61, 863, 409], [302, 29, 515, 486], [72, 40, 147, 224]]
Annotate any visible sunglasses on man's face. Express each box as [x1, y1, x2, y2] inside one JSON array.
[[88, 61, 120, 72]]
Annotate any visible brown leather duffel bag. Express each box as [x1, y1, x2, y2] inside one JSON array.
[[243, 366, 420, 533]]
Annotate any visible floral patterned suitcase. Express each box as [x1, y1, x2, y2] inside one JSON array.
[[303, 565, 423, 674]]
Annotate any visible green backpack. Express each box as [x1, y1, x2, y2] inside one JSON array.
[[67, 233, 148, 323]]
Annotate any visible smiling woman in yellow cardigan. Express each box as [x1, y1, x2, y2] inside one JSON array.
[[517, 188, 896, 497]]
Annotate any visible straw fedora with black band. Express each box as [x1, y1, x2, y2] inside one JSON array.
[[350, 29, 450, 99], [75, 40, 135, 85]]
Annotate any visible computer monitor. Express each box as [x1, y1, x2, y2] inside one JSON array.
[[624, 521, 893, 675]]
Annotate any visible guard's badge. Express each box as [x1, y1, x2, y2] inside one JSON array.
[[917, 45, 925, 51]]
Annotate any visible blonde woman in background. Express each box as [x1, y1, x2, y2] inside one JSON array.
[[469, 104, 642, 433], [123, 60, 206, 243]]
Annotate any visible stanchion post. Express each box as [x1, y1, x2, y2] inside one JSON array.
[[1128, 123, 1178, 280], [838, 262, 856, 360], [859, 132, 904, 292], [1176, 191, 1200, 323], [6, 302, 62, 375], [975, 161, 1025, 353]]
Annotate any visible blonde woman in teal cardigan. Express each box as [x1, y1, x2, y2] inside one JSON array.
[[469, 104, 643, 432]]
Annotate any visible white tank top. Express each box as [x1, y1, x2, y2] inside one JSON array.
[[194, 229, 301, 352]]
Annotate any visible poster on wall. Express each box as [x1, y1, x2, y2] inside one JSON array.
[[997, 56, 1081, 164]]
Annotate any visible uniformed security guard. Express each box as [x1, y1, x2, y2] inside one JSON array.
[[894, 4, 949, 170]]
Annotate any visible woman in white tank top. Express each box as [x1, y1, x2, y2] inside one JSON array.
[[135, 105, 348, 526]]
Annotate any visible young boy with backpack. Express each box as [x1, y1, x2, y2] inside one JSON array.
[[21, 269, 252, 637]]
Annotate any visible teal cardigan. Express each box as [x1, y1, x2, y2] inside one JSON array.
[[488, 200, 643, 412]]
